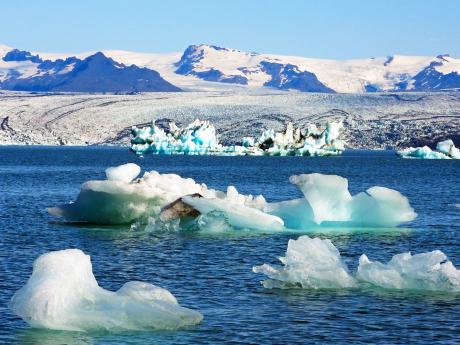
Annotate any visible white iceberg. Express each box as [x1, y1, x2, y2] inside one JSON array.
[[48, 164, 415, 229], [253, 236, 356, 289], [131, 119, 345, 156], [267, 173, 416, 228], [357, 251, 460, 291], [397, 139, 460, 159], [254, 236, 460, 292], [9, 249, 203, 332]]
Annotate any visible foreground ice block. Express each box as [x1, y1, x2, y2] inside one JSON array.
[[253, 235, 356, 289], [131, 119, 346, 157], [9, 249, 203, 332], [49, 164, 416, 229], [397, 139, 460, 159], [254, 236, 460, 292], [357, 251, 460, 291]]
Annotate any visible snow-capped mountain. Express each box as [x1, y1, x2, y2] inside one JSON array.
[[174, 45, 460, 93], [0, 46, 181, 92], [1, 43, 460, 93]]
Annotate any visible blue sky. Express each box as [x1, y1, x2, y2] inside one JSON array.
[[1, 0, 459, 58]]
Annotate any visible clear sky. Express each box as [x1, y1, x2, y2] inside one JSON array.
[[1, 0, 459, 59]]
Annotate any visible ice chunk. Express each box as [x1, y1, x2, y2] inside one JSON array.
[[397, 139, 459, 159], [255, 237, 460, 292], [9, 249, 203, 332], [270, 173, 416, 227], [131, 119, 345, 157], [253, 235, 356, 289], [105, 163, 141, 183], [357, 251, 460, 291], [182, 195, 284, 231]]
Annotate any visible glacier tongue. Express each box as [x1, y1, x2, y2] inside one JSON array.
[[9, 249, 203, 332]]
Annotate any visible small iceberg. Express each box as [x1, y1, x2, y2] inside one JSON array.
[[9, 249, 203, 332], [131, 119, 345, 156], [397, 139, 460, 159], [48, 164, 416, 230], [253, 236, 460, 292]]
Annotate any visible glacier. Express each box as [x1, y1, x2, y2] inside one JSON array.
[[253, 236, 460, 292], [397, 139, 460, 159], [48, 164, 416, 230], [131, 119, 345, 156], [9, 249, 203, 332]]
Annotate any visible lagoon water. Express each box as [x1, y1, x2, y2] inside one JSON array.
[[1, 146, 460, 344]]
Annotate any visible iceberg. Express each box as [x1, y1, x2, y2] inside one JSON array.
[[131, 119, 345, 156], [9, 249, 203, 332], [267, 173, 417, 228], [254, 236, 460, 292], [397, 139, 460, 159], [357, 251, 460, 291], [48, 164, 416, 230], [253, 236, 356, 289]]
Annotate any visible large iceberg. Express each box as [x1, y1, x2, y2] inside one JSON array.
[[9, 249, 203, 332], [131, 119, 345, 156], [397, 139, 460, 159], [254, 236, 460, 292], [48, 164, 416, 230]]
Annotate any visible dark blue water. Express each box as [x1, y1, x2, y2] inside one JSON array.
[[1, 146, 460, 344]]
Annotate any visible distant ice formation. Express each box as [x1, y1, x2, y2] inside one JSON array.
[[48, 164, 416, 230], [131, 119, 345, 156], [397, 139, 460, 159], [254, 236, 460, 292], [9, 249, 203, 332]]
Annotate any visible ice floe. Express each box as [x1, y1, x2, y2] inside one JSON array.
[[131, 119, 345, 156], [48, 164, 416, 229], [254, 236, 460, 292], [397, 139, 460, 159], [9, 249, 203, 332]]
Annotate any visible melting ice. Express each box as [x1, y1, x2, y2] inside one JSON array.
[[131, 119, 345, 156], [397, 139, 460, 159], [9, 249, 203, 332], [48, 164, 416, 230], [254, 236, 460, 292]]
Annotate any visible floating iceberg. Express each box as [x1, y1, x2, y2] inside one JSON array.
[[131, 119, 345, 156], [254, 236, 460, 292], [397, 139, 460, 159], [267, 173, 416, 228], [9, 249, 203, 332], [253, 236, 356, 289], [357, 251, 460, 291], [48, 164, 415, 230]]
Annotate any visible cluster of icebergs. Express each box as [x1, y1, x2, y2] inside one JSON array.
[[397, 139, 460, 159], [47, 163, 416, 230], [9, 163, 460, 333], [131, 119, 345, 156], [254, 235, 460, 292]]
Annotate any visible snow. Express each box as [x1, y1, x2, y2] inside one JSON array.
[[9, 249, 203, 331], [397, 139, 460, 159], [131, 119, 345, 156], [48, 164, 416, 230], [254, 235, 460, 292]]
